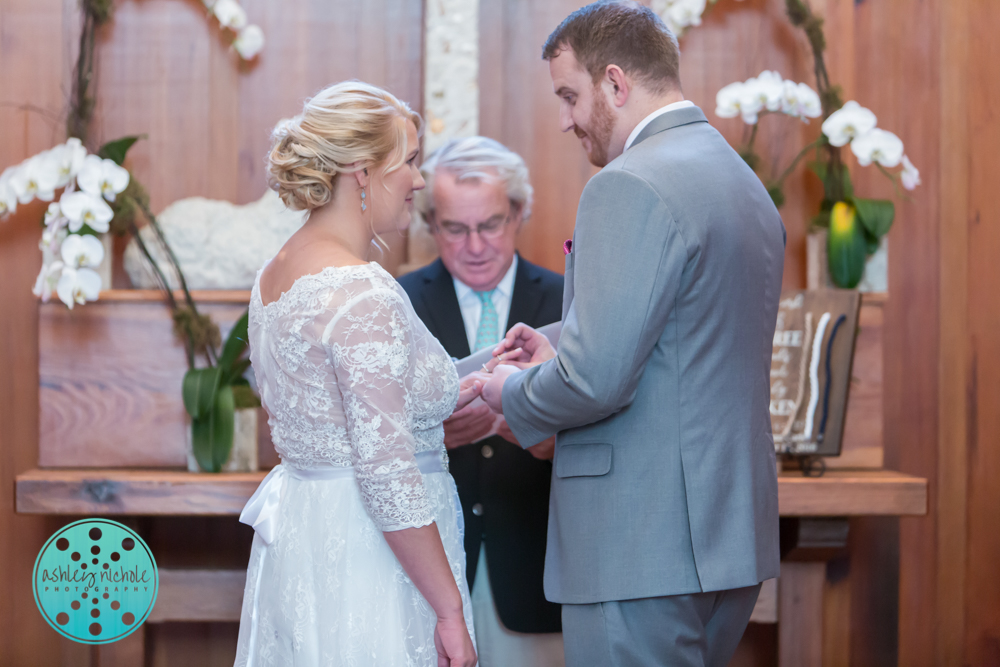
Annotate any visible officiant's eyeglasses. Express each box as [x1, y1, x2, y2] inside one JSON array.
[[434, 211, 513, 243]]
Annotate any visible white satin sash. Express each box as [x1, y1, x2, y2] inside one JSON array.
[[238, 450, 447, 545]]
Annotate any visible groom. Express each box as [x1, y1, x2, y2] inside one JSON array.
[[480, 2, 785, 666]]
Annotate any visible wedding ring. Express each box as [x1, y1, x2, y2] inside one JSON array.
[[481, 363, 491, 372]]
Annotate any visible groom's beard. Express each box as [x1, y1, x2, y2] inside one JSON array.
[[577, 90, 615, 168]]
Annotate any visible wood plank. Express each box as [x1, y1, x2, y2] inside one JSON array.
[[148, 569, 246, 623], [16, 469, 265, 516], [16, 467, 927, 517], [779, 562, 825, 667], [38, 296, 252, 468], [92, 290, 253, 303], [0, 2, 79, 663], [937, 1, 970, 665], [778, 470, 926, 517]]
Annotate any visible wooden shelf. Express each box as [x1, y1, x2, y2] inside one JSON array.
[[15, 467, 927, 517]]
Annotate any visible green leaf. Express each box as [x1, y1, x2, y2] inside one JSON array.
[[852, 197, 895, 239], [766, 184, 786, 209], [218, 310, 250, 376], [211, 386, 235, 471], [863, 229, 881, 255], [222, 358, 252, 386], [190, 386, 235, 473], [182, 366, 222, 420], [232, 384, 262, 409], [97, 135, 144, 166], [827, 202, 867, 288], [809, 159, 854, 202]]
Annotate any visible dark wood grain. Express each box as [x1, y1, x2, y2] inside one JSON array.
[[148, 569, 247, 623], [16, 467, 926, 517]]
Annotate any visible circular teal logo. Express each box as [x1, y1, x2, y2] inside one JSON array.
[[33, 519, 158, 644]]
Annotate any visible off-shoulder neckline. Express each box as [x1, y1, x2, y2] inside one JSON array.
[[255, 260, 386, 310]]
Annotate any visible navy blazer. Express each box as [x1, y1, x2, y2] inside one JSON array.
[[398, 255, 564, 633]]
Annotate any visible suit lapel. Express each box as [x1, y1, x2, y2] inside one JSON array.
[[417, 259, 471, 359], [506, 255, 545, 331]]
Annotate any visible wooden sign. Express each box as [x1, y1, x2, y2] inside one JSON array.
[[770, 289, 862, 456]]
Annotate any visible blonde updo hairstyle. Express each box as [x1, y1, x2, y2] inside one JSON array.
[[267, 81, 422, 213]]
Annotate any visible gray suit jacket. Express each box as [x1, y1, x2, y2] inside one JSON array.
[[502, 106, 785, 604]]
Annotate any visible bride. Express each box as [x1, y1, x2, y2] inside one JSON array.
[[234, 81, 478, 667]]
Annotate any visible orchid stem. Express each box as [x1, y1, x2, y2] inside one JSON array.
[[776, 137, 823, 187]]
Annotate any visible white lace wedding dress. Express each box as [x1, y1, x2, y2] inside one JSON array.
[[233, 261, 474, 667]]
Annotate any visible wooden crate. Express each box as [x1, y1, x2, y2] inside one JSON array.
[[38, 290, 267, 468]]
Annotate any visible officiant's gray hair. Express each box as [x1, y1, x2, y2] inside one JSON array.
[[416, 136, 534, 223]]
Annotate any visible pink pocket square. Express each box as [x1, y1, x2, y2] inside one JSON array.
[[563, 239, 573, 255]]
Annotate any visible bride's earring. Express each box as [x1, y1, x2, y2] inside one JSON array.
[[360, 187, 367, 212]]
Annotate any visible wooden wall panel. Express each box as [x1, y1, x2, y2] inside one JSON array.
[[0, 1, 81, 664], [90, 0, 424, 276], [0, 1, 423, 664], [480, 0, 818, 288]]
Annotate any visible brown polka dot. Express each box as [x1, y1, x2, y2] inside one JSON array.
[[81, 592, 88, 599], [71, 601, 81, 610], [110, 552, 120, 562], [92, 558, 98, 565], [71, 552, 81, 562], [89, 527, 102, 540], [56, 612, 69, 625], [110, 601, 120, 610], [91, 546, 100, 555], [80, 564, 87, 570], [92, 597, 99, 604], [89, 623, 101, 636], [56, 538, 69, 551], [121, 538, 134, 551], [103, 593, 109, 599], [122, 612, 135, 625], [91, 608, 100, 618]]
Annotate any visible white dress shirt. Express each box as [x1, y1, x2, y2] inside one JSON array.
[[624, 99, 695, 151], [453, 254, 519, 353]]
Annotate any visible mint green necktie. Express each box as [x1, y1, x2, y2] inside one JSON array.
[[474, 290, 500, 352]]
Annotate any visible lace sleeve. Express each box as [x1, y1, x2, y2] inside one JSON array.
[[322, 287, 434, 532]]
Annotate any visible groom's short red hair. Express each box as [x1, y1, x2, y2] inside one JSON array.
[[542, 0, 681, 94]]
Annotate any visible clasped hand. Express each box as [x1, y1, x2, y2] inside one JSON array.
[[451, 323, 557, 460]]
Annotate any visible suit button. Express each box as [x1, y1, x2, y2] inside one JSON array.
[[472, 503, 484, 517], [481, 444, 494, 459]]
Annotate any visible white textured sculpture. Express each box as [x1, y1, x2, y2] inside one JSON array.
[[124, 189, 306, 290]]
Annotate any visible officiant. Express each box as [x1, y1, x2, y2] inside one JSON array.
[[399, 136, 564, 666]]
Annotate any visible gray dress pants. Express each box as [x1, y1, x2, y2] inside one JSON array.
[[561, 584, 761, 667]]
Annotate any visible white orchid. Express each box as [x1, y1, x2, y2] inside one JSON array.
[[0, 167, 17, 217], [850, 128, 904, 168], [33, 259, 65, 302], [56, 267, 102, 309], [900, 155, 921, 190], [715, 82, 746, 120], [10, 153, 59, 204], [780, 80, 822, 121], [51, 138, 88, 188], [77, 154, 130, 202], [233, 24, 265, 60], [60, 233, 105, 269], [652, 0, 707, 35], [60, 191, 113, 233], [821, 101, 877, 147], [742, 71, 784, 115], [212, 0, 247, 30]]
